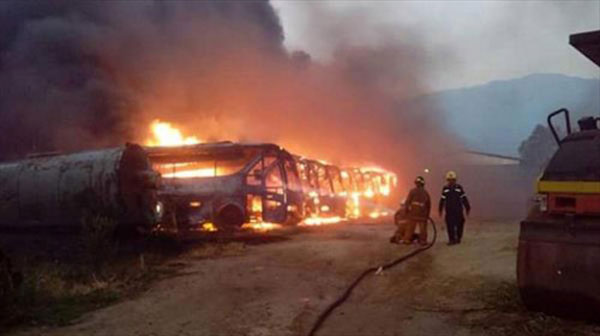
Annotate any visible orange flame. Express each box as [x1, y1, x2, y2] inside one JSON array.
[[144, 119, 398, 232], [242, 222, 282, 231], [201, 222, 218, 232], [300, 216, 344, 226], [146, 119, 201, 147]]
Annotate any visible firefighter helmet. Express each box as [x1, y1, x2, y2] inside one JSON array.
[[415, 176, 425, 185], [446, 171, 457, 180]]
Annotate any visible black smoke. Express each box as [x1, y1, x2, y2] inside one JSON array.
[[0, 0, 459, 191], [0, 1, 284, 158]]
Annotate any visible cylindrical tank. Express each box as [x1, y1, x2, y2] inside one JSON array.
[[0, 143, 160, 232]]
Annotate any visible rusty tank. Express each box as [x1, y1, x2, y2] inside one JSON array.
[[0, 143, 160, 233], [518, 30, 600, 320]]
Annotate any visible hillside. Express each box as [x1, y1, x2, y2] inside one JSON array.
[[426, 73, 600, 156]]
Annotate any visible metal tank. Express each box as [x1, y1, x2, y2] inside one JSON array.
[[0, 143, 160, 232]]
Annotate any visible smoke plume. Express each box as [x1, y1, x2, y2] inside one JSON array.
[[0, 0, 460, 190]]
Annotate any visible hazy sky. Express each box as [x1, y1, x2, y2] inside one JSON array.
[[273, 0, 600, 91]]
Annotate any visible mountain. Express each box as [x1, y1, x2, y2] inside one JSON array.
[[424, 73, 600, 156]]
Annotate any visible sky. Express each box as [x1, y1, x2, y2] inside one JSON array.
[[273, 0, 600, 91]]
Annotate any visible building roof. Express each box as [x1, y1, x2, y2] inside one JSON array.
[[461, 150, 521, 166], [570, 30, 600, 67]]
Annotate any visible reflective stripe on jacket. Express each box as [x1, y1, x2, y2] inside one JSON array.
[[438, 183, 471, 219]]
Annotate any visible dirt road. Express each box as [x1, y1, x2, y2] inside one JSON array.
[[12, 219, 600, 336]]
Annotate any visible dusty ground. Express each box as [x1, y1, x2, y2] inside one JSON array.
[[9, 218, 600, 336]]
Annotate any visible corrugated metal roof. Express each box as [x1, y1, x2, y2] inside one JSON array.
[[570, 30, 600, 67]]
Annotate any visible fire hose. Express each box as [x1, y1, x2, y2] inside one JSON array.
[[307, 217, 437, 336]]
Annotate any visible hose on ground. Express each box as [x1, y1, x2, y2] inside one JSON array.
[[307, 217, 437, 336]]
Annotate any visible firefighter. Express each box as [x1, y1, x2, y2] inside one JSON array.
[[438, 171, 471, 245], [400, 176, 431, 245], [390, 203, 418, 244], [389, 204, 407, 244]]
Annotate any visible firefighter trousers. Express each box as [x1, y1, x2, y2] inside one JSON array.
[[446, 217, 465, 243], [392, 220, 406, 242], [403, 219, 427, 244]]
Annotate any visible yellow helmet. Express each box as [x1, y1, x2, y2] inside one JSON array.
[[445, 171, 457, 180]]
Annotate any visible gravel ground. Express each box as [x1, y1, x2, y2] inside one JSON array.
[[9, 218, 600, 336]]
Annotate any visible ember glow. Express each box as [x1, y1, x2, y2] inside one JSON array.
[[350, 192, 361, 218], [201, 222, 218, 232], [146, 120, 201, 147], [243, 222, 282, 231], [301, 216, 344, 226]]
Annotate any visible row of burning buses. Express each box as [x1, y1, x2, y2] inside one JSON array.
[[146, 141, 397, 234]]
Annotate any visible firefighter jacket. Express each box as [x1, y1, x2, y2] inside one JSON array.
[[438, 183, 471, 220], [404, 186, 431, 221]]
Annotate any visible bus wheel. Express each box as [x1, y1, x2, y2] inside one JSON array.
[[214, 204, 244, 233]]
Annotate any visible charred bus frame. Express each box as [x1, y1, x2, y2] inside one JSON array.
[[146, 142, 304, 234], [295, 158, 347, 219]]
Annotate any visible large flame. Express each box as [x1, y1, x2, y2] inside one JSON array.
[[145, 119, 398, 233], [146, 119, 201, 147]]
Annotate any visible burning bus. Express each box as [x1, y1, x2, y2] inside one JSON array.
[[142, 120, 399, 233], [341, 168, 368, 219], [0, 114, 399, 237], [341, 167, 398, 219], [146, 142, 305, 234], [295, 157, 347, 223], [295, 156, 398, 224], [325, 164, 348, 217]]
